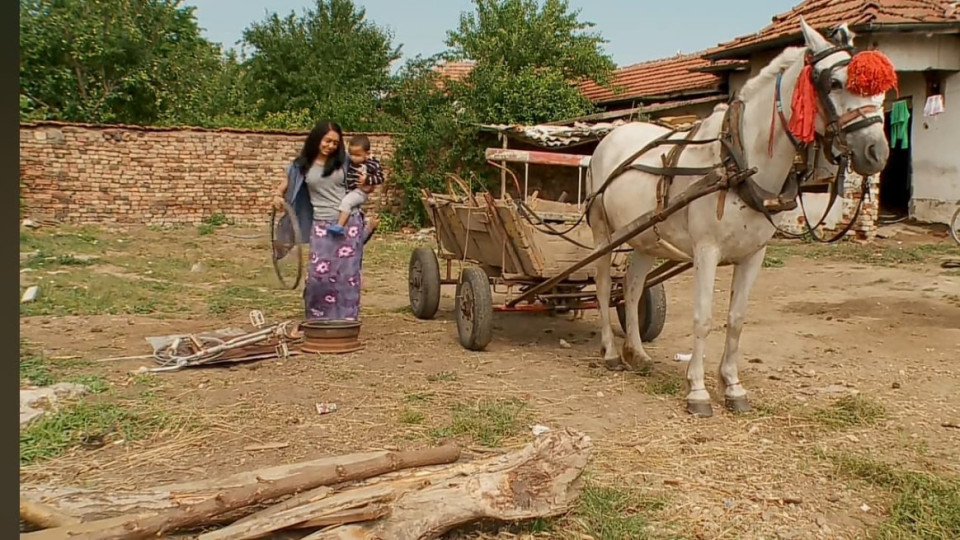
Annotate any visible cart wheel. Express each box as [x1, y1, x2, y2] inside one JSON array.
[[455, 266, 493, 351], [408, 247, 441, 320], [617, 282, 667, 342]]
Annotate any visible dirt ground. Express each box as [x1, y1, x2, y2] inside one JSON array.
[[18, 222, 960, 539]]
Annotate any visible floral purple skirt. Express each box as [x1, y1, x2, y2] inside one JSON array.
[[303, 212, 364, 321]]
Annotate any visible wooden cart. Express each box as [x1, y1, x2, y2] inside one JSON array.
[[407, 147, 681, 351]]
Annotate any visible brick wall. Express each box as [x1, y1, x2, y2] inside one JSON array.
[[19, 122, 401, 225]]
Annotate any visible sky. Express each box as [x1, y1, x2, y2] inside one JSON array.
[[184, 0, 800, 67]]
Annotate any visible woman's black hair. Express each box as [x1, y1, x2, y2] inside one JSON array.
[[294, 121, 345, 177]]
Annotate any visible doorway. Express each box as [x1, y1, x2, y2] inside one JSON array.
[[878, 98, 913, 223]]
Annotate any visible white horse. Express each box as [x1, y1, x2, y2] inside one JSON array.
[[586, 20, 892, 417]]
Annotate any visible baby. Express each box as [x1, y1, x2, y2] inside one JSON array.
[[327, 135, 384, 236]]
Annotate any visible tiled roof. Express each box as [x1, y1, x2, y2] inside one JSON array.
[[706, 0, 960, 60], [578, 53, 724, 104], [433, 61, 475, 82]]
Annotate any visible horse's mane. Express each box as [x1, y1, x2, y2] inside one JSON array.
[[736, 47, 806, 101]]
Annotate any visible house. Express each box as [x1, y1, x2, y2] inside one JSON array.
[[576, 53, 729, 124], [703, 0, 960, 227], [433, 54, 731, 125]]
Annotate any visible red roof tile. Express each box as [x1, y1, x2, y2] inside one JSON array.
[[578, 53, 724, 104], [706, 0, 960, 60]]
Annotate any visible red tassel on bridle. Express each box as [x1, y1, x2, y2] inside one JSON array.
[[846, 50, 898, 97], [788, 62, 818, 144]]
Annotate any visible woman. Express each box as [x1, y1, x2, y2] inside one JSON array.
[[273, 121, 366, 321]]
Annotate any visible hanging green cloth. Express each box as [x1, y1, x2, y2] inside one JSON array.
[[890, 100, 910, 149]]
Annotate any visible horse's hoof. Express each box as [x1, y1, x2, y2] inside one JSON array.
[[603, 357, 626, 371], [686, 401, 714, 418], [621, 344, 653, 375], [725, 397, 751, 414]]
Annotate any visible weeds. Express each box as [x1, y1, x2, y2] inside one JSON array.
[[813, 395, 886, 429], [824, 453, 960, 539], [643, 374, 683, 397], [19, 342, 106, 392], [766, 240, 959, 267], [399, 408, 425, 425], [427, 371, 459, 383], [20, 400, 171, 465], [568, 482, 668, 539], [432, 398, 528, 447]]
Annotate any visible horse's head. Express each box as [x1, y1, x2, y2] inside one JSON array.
[[799, 19, 894, 176]]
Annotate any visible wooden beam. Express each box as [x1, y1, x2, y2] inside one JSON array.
[[484, 148, 591, 168], [505, 168, 754, 307]]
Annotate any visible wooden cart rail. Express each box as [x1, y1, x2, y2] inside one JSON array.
[[505, 166, 757, 307]]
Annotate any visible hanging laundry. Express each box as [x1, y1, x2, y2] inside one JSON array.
[[923, 94, 945, 117], [890, 100, 910, 149]]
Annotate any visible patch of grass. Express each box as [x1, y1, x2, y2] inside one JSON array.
[[767, 240, 959, 267], [20, 400, 171, 465], [202, 213, 231, 227], [20, 342, 107, 392], [22, 252, 97, 269], [19, 228, 104, 256], [67, 374, 109, 394], [432, 398, 528, 447], [644, 374, 683, 396], [20, 342, 55, 387], [762, 254, 785, 268], [205, 285, 280, 315], [812, 395, 886, 429], [404, 391, 435, 403], [19, 273, 187, 317], [567, 482, 668, 540], [427, 371, 458, 383], [824, 453, 960, 539], [197, 223, 217, 236], [399, 408, 425, 425]]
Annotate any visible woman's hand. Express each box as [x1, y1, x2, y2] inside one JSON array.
[[272, 194, 286, 212]]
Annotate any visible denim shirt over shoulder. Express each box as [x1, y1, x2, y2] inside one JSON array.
[[276, 160, 351, 245]]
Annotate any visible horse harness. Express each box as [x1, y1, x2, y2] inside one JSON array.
[[585, 42, 884, 244]]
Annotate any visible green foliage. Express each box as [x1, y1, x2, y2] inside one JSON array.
[[462, 62, 595, 124], [240, 0, 401, 131], [389, 0, 614, 226], [445, 0, 615, 84], [19, 0, 226, 125]]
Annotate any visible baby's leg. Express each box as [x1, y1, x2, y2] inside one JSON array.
[[330, 190, 369, 235]]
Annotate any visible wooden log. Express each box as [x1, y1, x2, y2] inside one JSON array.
[[203, 429, 592, 540], [20, 450, 444, 519], [20, 496, 82, 529], [229, 486, 332, 528], [21, 445, 460, 540]]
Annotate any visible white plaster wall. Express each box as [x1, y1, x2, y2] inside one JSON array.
[[899, 71, 960, 224], [869, 33, 960, 71]]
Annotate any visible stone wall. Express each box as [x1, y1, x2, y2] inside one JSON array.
[[19, 122, 401, 225]]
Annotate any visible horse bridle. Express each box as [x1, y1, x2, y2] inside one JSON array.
[[808, 45, 884, 164], [762, 42, 887, 242]]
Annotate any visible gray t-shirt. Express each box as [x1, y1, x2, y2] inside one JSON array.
[[304, 163, 347, 222]]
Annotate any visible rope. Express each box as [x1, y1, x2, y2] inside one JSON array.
[[514, 200, 632, 253]]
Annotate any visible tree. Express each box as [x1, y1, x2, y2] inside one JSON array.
[[445, 0, 615, 84], [388, 0, 615, 224], [19, 0, 225, 125], [443, 0, 615, 124], [240, 0, 401, 131]]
